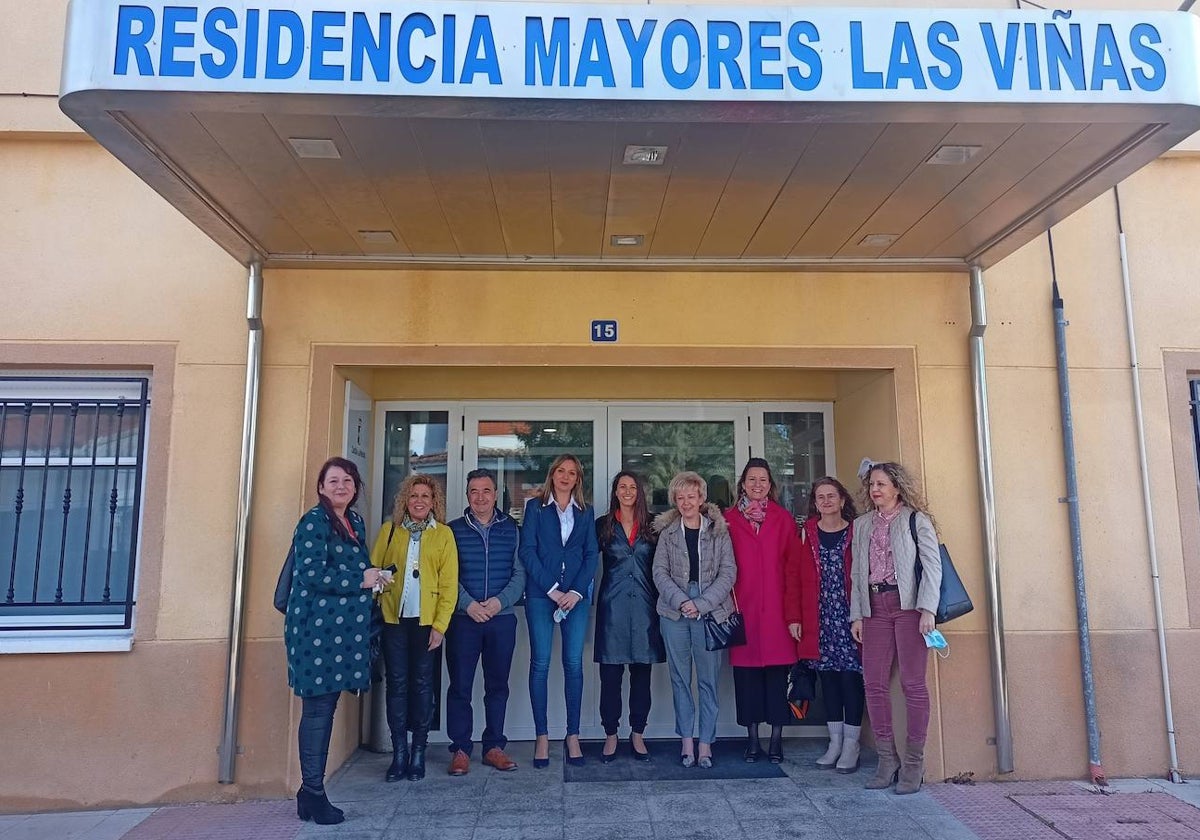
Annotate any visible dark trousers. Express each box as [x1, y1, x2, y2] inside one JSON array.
[[382, 618, 435, 747], [818, 669, 865, 727], [445, 612, 517, 756], [298, 691, 340, 794], [598, 663, 653, 736], [732, 664, 792, 727]]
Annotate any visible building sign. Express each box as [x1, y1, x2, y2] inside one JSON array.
[[62, 1, 1200, 105]]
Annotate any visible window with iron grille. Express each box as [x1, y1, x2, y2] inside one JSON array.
[[0, 377, 149, 636]]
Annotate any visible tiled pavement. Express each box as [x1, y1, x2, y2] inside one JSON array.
[[3, 742, 1200, 840]]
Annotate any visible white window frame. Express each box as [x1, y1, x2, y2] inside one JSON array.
[[0, 375, 150, 654]]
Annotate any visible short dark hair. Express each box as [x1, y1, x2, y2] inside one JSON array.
[[465, 468, 497, 490]]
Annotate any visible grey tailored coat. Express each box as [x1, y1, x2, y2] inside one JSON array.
[[593, 516, 666, 665], [651, 503, 737, 623]]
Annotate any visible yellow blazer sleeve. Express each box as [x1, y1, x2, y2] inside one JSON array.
[[370, 523, 403, 623], [432, 528, 458, 635]]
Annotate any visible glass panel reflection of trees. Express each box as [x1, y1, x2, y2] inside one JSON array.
[[621, 421, 736, 514], [763, 411, 826, 524], [482, 421, 595, 522]]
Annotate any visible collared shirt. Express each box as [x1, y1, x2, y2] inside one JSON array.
[[544, 496, 583, 598], [545, 496, 581, 545], [399, 520, 438, 618], [868, 507, 903, 585]]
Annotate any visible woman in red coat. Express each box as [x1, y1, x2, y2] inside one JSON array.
[[725, 458, 817, 763]]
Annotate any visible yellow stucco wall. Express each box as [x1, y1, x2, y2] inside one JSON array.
[[4, 0, 1200, 810]]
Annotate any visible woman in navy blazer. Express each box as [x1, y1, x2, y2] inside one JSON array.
[[520, 453, 600, 768]]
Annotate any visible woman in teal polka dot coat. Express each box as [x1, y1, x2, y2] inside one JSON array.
[[285, 457, 386, 826]]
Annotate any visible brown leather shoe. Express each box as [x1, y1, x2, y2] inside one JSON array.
[[449, 750, 470, 776], [482, 747, 518, 772]]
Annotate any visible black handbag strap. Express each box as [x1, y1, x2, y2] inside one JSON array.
[[909, 512, 924, 586]]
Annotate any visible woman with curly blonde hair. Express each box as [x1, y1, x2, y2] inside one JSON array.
[[849, 462, 941, 795], [371, 473, 458, 782]]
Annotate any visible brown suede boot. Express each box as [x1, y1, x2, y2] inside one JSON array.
[[895, 739, 925, 795], [864, 738, 900, 790]]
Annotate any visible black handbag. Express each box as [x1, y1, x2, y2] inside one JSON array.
[[787, 661, 818, 720], [702, 589, 746, 651], [909, 513, 974, 624], [273, 546, 295, 614]]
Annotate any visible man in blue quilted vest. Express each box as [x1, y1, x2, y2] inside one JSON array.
[[445, 468, 526, 775]]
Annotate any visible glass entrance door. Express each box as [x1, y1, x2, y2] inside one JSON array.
[[607, 406, 748, 514]]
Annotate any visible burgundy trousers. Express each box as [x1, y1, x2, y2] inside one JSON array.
[[861, 589, 930, 744]]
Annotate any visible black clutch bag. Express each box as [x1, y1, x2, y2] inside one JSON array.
[[702, 590, 746, 651]]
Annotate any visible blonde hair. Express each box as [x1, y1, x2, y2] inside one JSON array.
[[392, 473, 446, 524], [668, 471, 708, 508], [859, 462, 935, 527], [537, 454, 587, 508]]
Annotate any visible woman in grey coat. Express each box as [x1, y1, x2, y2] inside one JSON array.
[[652, 471, 737, 769]]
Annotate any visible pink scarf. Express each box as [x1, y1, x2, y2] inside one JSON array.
[[739, 496, 768, 527]]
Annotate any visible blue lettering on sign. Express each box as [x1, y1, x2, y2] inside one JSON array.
[[102, 6, 1174, 100], [591, 320, 619, 343]]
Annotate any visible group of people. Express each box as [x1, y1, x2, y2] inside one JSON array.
[[284, 454, 943, 826]]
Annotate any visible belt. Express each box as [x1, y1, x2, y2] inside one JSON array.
[[869, 582, 899, 594]]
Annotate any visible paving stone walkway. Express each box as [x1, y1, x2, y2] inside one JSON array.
[[2, 742, 1199, 840]]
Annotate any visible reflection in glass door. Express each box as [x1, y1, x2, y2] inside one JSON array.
[[617, 420, 739, 514]]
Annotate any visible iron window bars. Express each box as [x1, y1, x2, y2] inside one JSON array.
[[0, 377, 149, 633]]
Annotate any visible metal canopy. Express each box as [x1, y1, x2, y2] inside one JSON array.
[[58, 3, 1200, 272]]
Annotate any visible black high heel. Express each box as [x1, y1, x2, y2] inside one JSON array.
[[768, 726, 784, 764], [744, 725, 762, 763], [631, 734, 651, 762], [565, 736, 586, 767], [533, 736, 550, 769], [601, 735, 618, 764]]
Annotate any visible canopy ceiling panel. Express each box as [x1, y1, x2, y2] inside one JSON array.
[[60, 2, 1200, 272]]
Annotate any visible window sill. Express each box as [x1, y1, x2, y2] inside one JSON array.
[[0, 632, 134, 654]]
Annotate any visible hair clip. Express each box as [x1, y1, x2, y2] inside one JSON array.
[[857, 458, 876, 480]]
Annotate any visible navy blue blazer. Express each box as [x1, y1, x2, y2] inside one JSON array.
[[519, 496, 600, 603]]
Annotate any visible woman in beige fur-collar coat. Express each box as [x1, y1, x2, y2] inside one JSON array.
[[652, 471, 736, 770]]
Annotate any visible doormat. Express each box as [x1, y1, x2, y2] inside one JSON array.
[[563, 739, 787, 783]]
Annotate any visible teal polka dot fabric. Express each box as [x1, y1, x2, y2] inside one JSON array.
[[285, 506, 372, 697]]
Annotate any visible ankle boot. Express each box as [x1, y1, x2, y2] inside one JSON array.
[[296, 787, 345, 825], [895, 739, 925, 794], [836, 724, 862, 774], [864, 737, 900, 790], [816, 721, 844, 768], [743, 724, 762, 762], [408, 742, 427, 780], [385, 738, 410, 783], [767, 725, 784, 763], [297, 787, 342, 820]]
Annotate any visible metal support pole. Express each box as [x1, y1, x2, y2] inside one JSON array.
[[218, 262, 264, 784], [968, 266, 1015, 775], [1112, 190, 1183, 783], [1048, 237, 1105, 785]]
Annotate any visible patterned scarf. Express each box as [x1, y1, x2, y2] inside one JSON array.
[[403, 514, 432, 542], [738, 495, 769, 527]]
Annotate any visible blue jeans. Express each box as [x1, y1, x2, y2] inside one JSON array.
[[660, 582, 722, 744], [445, 612, 517, 756], [525, 596, 590, 736]]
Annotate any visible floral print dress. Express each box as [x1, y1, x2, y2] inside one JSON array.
[[813, 527, 861, 673]]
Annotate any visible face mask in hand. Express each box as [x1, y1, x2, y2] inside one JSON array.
[[923, 629, 950, 659]]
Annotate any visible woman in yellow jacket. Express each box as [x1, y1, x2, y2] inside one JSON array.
[[371, 473, 458, 783]]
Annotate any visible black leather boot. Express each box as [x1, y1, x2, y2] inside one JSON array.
[[768, 725, 784, 764], [296, 787, 345, 825], [408, 742, 427, 781], [743, 724, 762, 762], [385, 737, 409, 783]]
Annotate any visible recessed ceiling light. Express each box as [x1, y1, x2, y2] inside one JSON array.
[[542, 427, 557, 433], [927, 145, 982, 165], [358, 229, 397, 244], [610, 234, 644, 246], [642, 452, 654, 458], [288, 137, 341, 159], [859, 233, 898, 247], [623, 145, 668, 166]]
